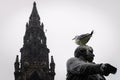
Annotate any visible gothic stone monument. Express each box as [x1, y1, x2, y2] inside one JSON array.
[[14, 2, 55, 80]]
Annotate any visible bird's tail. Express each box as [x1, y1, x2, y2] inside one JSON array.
[[90, 30, 94, 35]]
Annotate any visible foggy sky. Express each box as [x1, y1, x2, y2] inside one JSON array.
[[0, 0, 120, 80]]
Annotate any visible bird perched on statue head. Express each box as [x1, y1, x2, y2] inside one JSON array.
[[73, 30, 94, 46]]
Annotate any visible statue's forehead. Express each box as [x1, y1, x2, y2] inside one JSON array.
[[87, 46, 93, 51]]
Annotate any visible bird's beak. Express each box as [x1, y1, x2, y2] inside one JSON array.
[[72, 37, 75, 40]]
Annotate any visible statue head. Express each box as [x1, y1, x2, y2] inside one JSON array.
[[74, 45, 94, 62]]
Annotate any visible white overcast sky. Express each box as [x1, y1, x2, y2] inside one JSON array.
[[0, 0, 120, 80]]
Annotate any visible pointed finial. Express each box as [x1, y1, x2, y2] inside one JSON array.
[[26, 22, 28, 26], [33, 1, 36, 6], [15, 55, 19, 62], [30, 2, 40, 20], [51, 56, 54, 63], [41, 23, 44, 29], [26, 22, 29, 30]]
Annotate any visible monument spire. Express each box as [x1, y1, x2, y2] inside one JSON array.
[[30, 1, 40, 20], [14, 2, 55, 80]]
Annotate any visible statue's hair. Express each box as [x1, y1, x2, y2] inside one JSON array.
[[74, 45, 93, 58]]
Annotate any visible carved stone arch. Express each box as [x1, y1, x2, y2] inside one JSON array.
[[29, 71, 43, 80]]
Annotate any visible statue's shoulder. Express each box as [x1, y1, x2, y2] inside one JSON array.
[[67, 57, 79, 64], [67, 57, 78, 61]]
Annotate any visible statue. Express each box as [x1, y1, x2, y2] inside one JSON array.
[[66, 31, 117, 80]]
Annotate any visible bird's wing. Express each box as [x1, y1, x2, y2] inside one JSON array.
[[78, 33, 89, 39]]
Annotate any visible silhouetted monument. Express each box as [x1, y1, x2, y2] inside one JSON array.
[[14, 2, 55, 80]]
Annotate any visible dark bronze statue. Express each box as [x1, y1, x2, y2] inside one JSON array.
[[66, 31, 117, 80]]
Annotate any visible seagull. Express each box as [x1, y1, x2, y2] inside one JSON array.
[[73, 30, 94, 46]]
